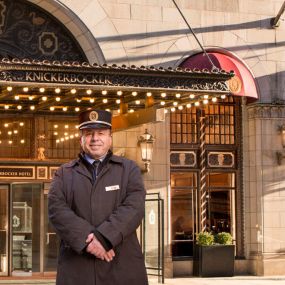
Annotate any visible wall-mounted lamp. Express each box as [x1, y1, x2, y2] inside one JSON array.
[[138, 129, 155, 173], [276, 125, 285, 165]]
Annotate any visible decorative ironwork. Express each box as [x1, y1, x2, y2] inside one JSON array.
[[207, 152, 235, 168], [170, 151, 196, 167], [0, 0, 86, 61]]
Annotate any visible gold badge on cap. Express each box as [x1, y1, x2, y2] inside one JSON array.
[[89, 111, 99, 122]]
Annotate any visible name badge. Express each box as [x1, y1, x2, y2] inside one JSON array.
[[105, 185, 120, 191]]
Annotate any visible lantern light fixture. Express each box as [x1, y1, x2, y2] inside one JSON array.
[[138, 129, 155, 173]]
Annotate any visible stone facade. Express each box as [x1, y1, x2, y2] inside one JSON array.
[[27, 0, 285, 276]]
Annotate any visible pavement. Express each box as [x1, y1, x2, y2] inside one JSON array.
[[0, 276, 285, 285]]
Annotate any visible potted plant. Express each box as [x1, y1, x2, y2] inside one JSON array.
[[193, 231, 235, 277]]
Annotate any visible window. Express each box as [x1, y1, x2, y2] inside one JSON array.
[[48, 120, 80, 159], [0, 119, 32, 158], [171, 172, 197, 258]]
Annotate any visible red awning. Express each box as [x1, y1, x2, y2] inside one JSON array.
[[180, 52, 258, 100]]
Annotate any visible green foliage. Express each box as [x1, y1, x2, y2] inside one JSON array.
[[214, 232, 233, 245], [196, 231, 214, 246]]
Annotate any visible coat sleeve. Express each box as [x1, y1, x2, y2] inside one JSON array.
[[96, 160, 146, 248], [48, 166, 95, 254]]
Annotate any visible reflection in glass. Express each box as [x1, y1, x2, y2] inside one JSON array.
[[0, 185, 8, 275], [12, 184, 41, 274], [171, 172, 197, 258]]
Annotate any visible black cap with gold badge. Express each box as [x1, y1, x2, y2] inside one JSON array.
[[78, 109, 112, 130]]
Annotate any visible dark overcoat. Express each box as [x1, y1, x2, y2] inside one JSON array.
[[48, 153, 148, 285]]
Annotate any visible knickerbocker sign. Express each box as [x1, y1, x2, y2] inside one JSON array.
[[0, 166, 35, 179]]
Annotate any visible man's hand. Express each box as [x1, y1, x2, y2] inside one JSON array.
[[86, 233, 115, 262]]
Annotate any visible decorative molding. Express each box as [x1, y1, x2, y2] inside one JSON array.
[[247, 104, 285, 119], [36, 166, 47, 179]]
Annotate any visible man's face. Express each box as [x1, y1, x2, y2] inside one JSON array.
[[80, 128, 112, 159]]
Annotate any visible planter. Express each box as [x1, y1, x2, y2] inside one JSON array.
[[193, 244, 235, 277]]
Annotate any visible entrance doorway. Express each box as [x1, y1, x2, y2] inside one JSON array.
[[0, 182, 57, 276]]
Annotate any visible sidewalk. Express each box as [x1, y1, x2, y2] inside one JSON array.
[[0, 276, 285, 285]]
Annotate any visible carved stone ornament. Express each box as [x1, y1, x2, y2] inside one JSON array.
[[207, 151, 235, 168], [170, 151, 196, 167]]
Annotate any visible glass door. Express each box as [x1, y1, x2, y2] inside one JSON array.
[[11, 183, 41, 275], [43, 183, 58, 273], [0, 185, 9, 276]]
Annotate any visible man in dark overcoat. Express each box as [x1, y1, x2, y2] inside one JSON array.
[[48, 109, 148, 285]]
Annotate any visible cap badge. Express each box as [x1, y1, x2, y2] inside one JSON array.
[[89, 111, 98, 122]]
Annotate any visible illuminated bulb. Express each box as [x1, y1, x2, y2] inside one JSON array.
[[8, 140, 12, 144], [63, 107, 67, 112], [135, 100, 140, 105], [70, 135, 74, 139], [102, 90, 107, 95], [64, 125, 69, 129], [186, 103, 191, 108], [147, 92, 152, 97], [117, 109, 121, 114], [39, 87, 45, 93], [75, 107, 80, 112], [171, 107, 176, 112], [75, 133, 79, 137], [75, 125, 79, 129], [132, 91, 138, 96], [55, 88, 61, 94], [13, 130, 18, 134], [129, 109, 134, 113], [56, 97, 61, 102], [116, 99, 121, 104], [50, 107, 55, 111], [29, 96, 34, 100], [105, 109, 110, 112], [54, 132, 58, 135], [189, 94, 195, 99], [60, 138, 64, 142], [64, 132, 68, 136], [65, 137, 69, 140], [17, 105, 22, 110], [54, 125, 58, 128], [160, 101, 165, 106], [117, 91, 122, 96], [161, 92, 166, 98], [176, 93, 181, 98], [4, 105, 9, 110], [203, 95, 209, 99], [19, 122, 24, 126], [212, 97, 217, 102], [164, 109, 168, 114], [203, 99, 209, 104], [221, 94, 226, 99], [76, 98, 81, 103], [23, 87, 29, 92], [0, 141, 1, 144], [56, 139, 60, 143], [20, 139, 25, 144], [103, 98, 108, 103], [194, 101, 200, 106], [71, 89, 76, 94], [30, 105, 35, 110], [42, 96, 47, 101], [178, 105, 183, 110], [14, 95, 19, 100], [86, 89, 92, 95], [173, 102, 178, 106], [7, 86, 12, 92], [4, 123, 8, 127], [89, 98, 95, 103], [8, 131, 12, 135]]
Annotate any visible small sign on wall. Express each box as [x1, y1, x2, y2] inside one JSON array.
[[0, 166, 35, 179]]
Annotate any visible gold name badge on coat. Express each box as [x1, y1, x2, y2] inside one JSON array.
[[105, 185, 120, 191]]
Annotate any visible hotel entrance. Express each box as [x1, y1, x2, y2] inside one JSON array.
[[0, 183, 57, 276]]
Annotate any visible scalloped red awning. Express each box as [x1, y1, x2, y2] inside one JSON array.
[[180, 52, 258, 101]]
